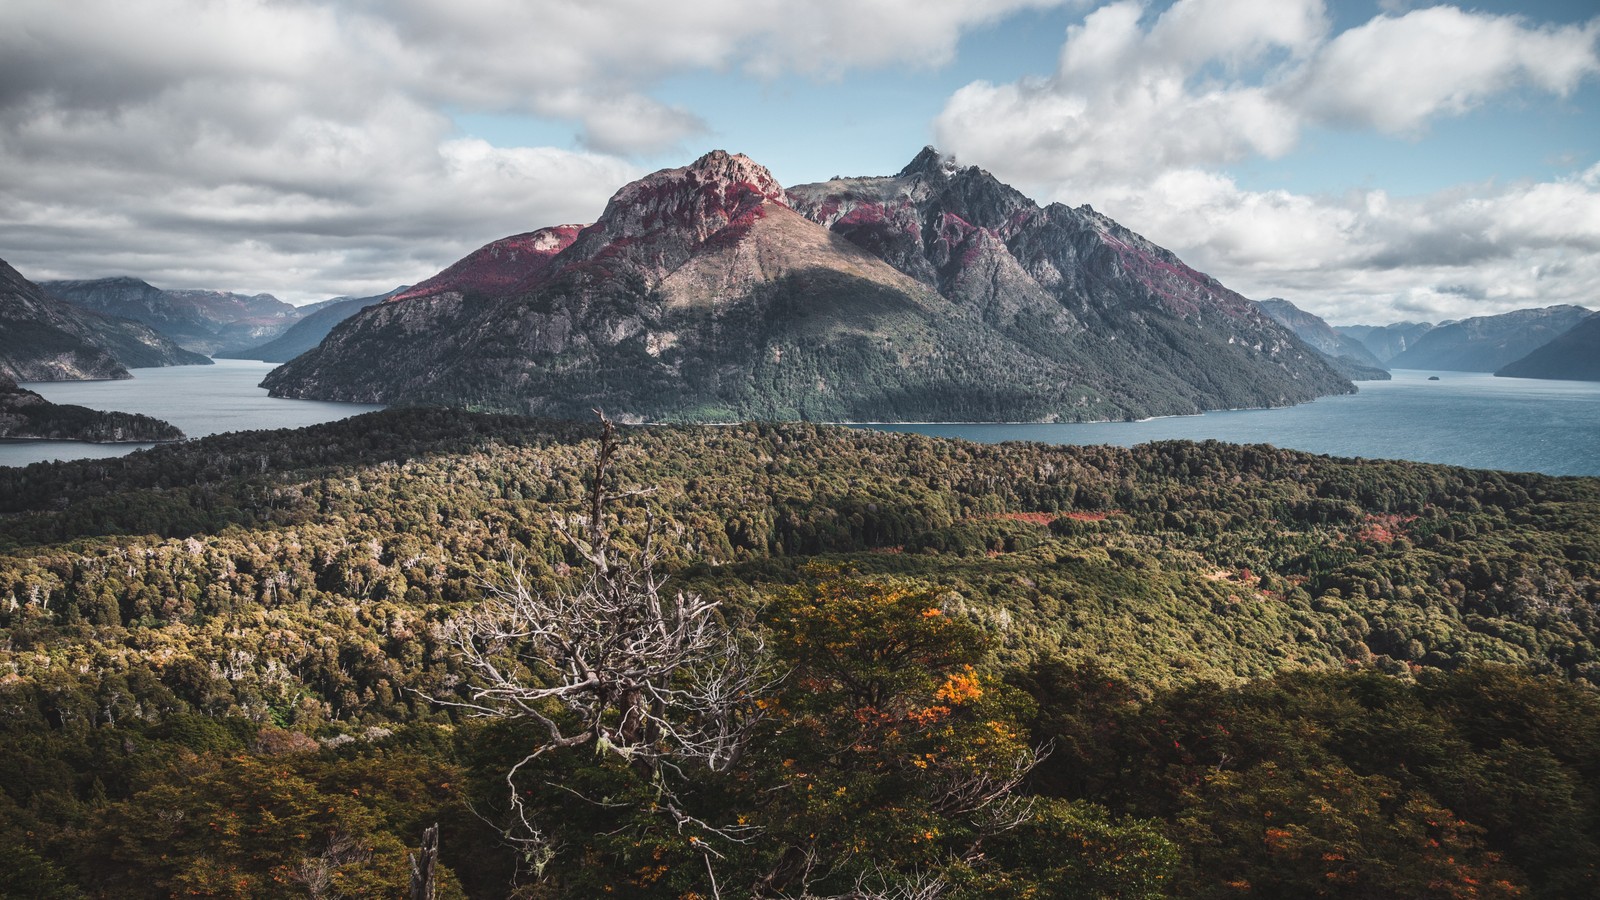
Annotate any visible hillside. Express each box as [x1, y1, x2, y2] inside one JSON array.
[[263, 149, 1351, 422], [216, 287, 406, 362], [1389, 305, 1591, 371], [0, 258, 208, 381], [0, 375, 184, 442], [1496, 311, 1600, 382], [0, 410, 1596, 897], [42, 276, 303, 355], [1257, 297, 1389, 380]]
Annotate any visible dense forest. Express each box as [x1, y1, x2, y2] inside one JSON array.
[[1, 409, 1596, 897]]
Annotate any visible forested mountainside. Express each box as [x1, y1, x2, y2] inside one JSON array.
[[0, 376, 184, 442], [0, 258, 207, 381], [263, 150, 1350, 422], [2, 409, 1597, 897], [1497, 310, 1600, 382]]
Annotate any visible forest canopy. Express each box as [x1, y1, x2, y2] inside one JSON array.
[[1, 409, 1596, 897]]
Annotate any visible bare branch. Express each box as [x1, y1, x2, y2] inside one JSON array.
[[436, 412, 773, 883]]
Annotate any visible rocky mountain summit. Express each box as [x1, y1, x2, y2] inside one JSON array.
[[0, 258, 209, 381], [264, 149, 1350, 422]]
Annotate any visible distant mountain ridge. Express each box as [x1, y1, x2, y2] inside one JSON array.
[[217, 287, 408, 362], [1337, 322, 1438, 364], [1256, 298, 1389, 380], [263, 148, 1351, 422], [42, 276, 304, 355], [1388, 305, 1591, 372], [0, 258, 209, 381], [1496, 311, 1600, 382]]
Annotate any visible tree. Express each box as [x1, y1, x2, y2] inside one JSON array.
[[441, 416, 771, 884]]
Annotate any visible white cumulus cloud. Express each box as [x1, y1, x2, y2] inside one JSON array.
[[0, 0, 1069, 298], [933, 0, 1600, 323]]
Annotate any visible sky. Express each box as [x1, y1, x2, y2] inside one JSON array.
[[1, 1, 1597, 325]]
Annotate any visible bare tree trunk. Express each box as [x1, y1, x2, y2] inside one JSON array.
[[409, 824, 438, 900]]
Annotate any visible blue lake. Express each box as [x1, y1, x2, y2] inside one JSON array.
[[2, 359, 383, 468], [869, 370, 1600, 477], [3, 364, 1597, 476]]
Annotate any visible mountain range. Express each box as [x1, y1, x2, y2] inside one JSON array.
[[0, 258, 209, 381], [263, 149, 1351, 422], [1384, 305, 1592, 372], [41, 276, 304, 355]]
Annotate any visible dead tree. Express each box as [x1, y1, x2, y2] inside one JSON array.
[[408, 824, 438, 900], [441, 415, 770, 878]]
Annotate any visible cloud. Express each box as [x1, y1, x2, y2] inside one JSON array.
[[1082, 166, 1600, 324], [1298, 7, 1600, 133], [932, 1, 1600, 323], [0, 0, 1069, 298], [936, 1, 1599, 190], [937, 0, 1324, 190]]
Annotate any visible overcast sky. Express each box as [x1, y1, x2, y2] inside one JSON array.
[[2, 0, 1596, 324]]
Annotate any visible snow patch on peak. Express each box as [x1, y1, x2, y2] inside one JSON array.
[[530, 224, 587, 252]]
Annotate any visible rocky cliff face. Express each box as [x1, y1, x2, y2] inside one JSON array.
[[1496, 311, 1600, 382], [43, 277, 302, 355], [264, 148, 1353, 422], [0, 258, 208, 381], [1257, 298, 1389, 380], [1389, 305, 1592, 372]]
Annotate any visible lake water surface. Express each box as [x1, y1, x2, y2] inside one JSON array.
[[3, 359, 383, 468], [870, 370, 1600, 476], [4, 365, 1597, 476]]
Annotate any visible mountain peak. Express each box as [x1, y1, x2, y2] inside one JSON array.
[[569, 150, 790, 275], [684, 149, 784, 196], [897, 145, 959, 179]]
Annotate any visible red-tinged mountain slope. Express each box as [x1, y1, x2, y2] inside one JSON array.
[[264, 149, 1351, 422], [388, 225, 586, 304]]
